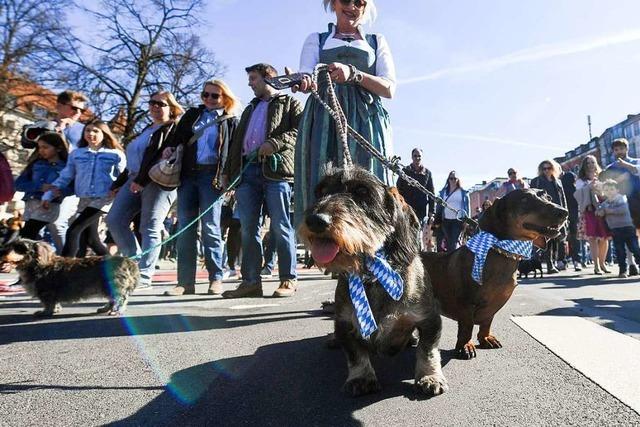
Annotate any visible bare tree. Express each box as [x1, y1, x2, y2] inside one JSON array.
[[0, 0, 73, 120], [55, 0, 225, 141]]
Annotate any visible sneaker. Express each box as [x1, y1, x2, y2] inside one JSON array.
[[260, 267, 273, 278], [556, 261, 566, 271], [574, 263, 582, 272], [222, 270, 231, 280], [272, 279, 298, 297], [619, 271, 629, 278], [136, 282, 152, 291], [222, 281, 262, 299], [208, 280, 223, 295], [547, 267, 559, 274], [629, 265, 639, 276], [227, 269, 238, 278], [163, 285, 195, 296]]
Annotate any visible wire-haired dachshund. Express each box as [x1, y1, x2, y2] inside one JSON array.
[[298, 166, 447, 397], [422, 189, 568, 359], [0, 239, 139, 316]]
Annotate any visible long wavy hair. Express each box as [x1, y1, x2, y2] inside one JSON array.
[[577, 155, 602, 181], [537, 159, 561, 180], [202, 79, 241, 116], [78, 120, 123, 151], [150, 90, 184, 120]]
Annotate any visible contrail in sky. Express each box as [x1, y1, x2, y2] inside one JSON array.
[[396, 127, 563, 151], [398, 29, 640, 85]]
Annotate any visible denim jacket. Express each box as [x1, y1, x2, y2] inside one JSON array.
[[47, 147, 126, 199], [15, 160, 68, 202]]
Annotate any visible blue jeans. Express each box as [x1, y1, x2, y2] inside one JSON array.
[[611, 226, 640, 272], [106, 177, 176, 284], [176, 170, 224, 284], [236, 163, 297, 283], [442, 218, 464, 252], [48, 196, 79, 254]]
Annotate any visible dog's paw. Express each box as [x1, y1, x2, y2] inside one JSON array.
[[415, 374, 448, 396], [456, 342, 476, 359], [342, 376, 381, 397], [477, 335, 503, 349]]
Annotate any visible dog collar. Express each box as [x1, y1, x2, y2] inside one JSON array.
[[466, 231, 532, 285], [348, 250, 404, 339]]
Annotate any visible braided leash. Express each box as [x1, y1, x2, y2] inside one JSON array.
[[309, 64, 477, 227]]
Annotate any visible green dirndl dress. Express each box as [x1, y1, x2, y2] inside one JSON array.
[[294, 25, 393, 227]]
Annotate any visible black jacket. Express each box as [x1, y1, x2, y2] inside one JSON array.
[[167, 105, 239, 185], [396, 165, 435, 221]]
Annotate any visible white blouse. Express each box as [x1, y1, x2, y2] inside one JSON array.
[[444, 189, 463, 220], [299, 25, 396, 94]]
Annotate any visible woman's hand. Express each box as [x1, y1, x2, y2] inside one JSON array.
[[327, 62, 352, 84], [290, 65, 317, 94], [162, 147, 175, 160]]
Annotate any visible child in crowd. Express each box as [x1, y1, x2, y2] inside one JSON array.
[[15, 133, 70, 240], [596, 179, 640, 278], [44, 120, 126, 257]]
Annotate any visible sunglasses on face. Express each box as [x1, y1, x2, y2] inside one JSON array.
[[149, 100, 169, 108], [412, 155, 421, 159], [542, 167, 552, 171], [66, 104, 85, 114], [449, 177, 457, 180], [339, 0, 367, 9], [202, 91, 221, 100]]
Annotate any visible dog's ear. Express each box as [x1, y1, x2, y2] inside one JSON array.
[[478, 196, 508, 237], [34, 242, 55, 265]]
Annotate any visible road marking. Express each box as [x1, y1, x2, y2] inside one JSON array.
[[229, 304, 280, 310], [512, 315, 640, 414]]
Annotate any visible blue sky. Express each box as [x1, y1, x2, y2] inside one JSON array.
[[205, 0, 640, 189]]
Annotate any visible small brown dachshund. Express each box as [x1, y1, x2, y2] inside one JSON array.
[[422, 189, 568, 359]]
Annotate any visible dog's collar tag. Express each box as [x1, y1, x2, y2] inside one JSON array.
[[348, 250, 404, 339], [466, 231, 532, 285]]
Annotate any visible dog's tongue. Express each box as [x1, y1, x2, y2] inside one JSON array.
[[311, 239, 340, 264]]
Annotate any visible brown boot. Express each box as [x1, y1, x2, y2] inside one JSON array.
[[222, 281, 262, 299], [272, 279, 298, 297], [163, 284, 195, 296], [208, 280, 223, 295]]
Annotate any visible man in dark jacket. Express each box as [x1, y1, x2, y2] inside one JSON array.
[[560, 169, 582, 271], [396, 148, 434, 223], [221, 63, 303, 298]]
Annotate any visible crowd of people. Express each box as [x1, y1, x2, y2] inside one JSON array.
[[2, 0, 397, 298], [3, 0, 640, 298], [398, 138, 640, 279]]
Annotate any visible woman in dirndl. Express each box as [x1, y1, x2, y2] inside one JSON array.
[[294, 0, 396, 226]]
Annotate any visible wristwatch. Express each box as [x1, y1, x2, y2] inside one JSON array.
[[352, 69, 364, 84], [347, 64, 364, 84]]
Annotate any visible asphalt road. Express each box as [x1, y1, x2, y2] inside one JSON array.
[[1, 267, 639, 426]]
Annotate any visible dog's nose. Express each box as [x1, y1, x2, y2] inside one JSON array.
[[306, 213, 332, 233]]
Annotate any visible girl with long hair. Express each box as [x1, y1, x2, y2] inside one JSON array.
[[44, 120, 126, 257], [16, 132, 70, 240]]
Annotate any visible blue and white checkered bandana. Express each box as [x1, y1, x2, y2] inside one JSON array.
[[466, 231, 533, 284], [348, 250, 404, 339]]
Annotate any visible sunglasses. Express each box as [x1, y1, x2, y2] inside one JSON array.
[[149, 100, 169, 108], [339, 0, 367, 8], [202, 91, 222, 100], [449, 177, 457, 180], [412, 155, 422, 158], [542, 167, 552, 171], [66, 104, 85, 114]]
